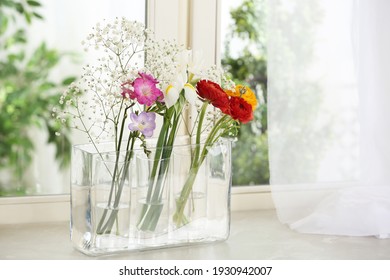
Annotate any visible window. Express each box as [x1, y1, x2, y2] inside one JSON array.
[[220, 0, 269, 187], [189, 0, 269, 187], [0, 0, 272, 224], [0, 0, 146, 197], [188, 0, 272, 211]]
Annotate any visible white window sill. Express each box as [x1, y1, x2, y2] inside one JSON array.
[[0, 186, 274, 225], [1, 209, 390, 259]]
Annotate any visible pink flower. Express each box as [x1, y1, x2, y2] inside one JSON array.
[[122, 73, 163, 106], [121, 81, 132, 99], [128, 112, 156, 138]]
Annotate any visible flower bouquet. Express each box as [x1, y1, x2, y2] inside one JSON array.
[[54, 18, 257, 255]]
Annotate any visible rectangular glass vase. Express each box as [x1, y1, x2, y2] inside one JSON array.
[[70, 139, 232, 256]]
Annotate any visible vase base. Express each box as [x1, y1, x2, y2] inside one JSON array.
[[72, 218, 230, 256], [74, 237, 229, 257]]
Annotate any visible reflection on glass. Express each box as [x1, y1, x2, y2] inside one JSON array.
[[0, 0, 146, 196], [220, 0, 269, 186]]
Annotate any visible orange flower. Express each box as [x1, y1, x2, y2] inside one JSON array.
[[225, 85, 257, 111]]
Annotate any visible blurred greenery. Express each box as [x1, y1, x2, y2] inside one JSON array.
[[222, 0, 269, 185], [0, 0, 73, 196]]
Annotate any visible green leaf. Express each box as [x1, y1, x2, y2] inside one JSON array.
[[46, 121, 71, 169], [4, 34, 23, 48], [32, 12, 43, 19], [61, 77, 76, 86], [0, 0, 15, 8], [0, 15, 8, 35], [24, 12, 31, 24], [38, 81, 56, 91], [27, 0, 42, 7], [15, 3, 24, 14], [7, 52, 25, 62]]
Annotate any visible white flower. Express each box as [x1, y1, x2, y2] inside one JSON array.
[[183, 83, 197, 105], [164, 85, 180, 108], [178, 50, 205, 80], [163, 70, 197, 108]]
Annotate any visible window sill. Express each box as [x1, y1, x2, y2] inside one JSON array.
[[0, 187, 274, 225], [2, 209, 268, 259], [0, 195, 70, 224], [1, 209, 389, 259]]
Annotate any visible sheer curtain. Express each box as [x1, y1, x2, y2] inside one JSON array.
[[267, 0, 390, 237]]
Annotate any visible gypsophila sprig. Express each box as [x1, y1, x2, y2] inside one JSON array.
[[53, 18, 257, 234], [54, 18, 181, 144]]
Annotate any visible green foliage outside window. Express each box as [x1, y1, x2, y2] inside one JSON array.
[[0, 0, 73, 196], [222, 0, 269, 185]]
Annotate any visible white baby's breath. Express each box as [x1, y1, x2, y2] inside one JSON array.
[[53, 17, 236, 145], [54, 18, 187, 143]]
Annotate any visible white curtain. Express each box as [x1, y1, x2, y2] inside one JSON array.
[[267, 0, 390, 237]]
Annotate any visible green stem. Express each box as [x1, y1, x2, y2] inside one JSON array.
[[137, 105, 183, 231], [192, 102, 209, 167], [172, 165, 200, 226], [136, 110, 171, 231], [96, 135, 136, 234], [96, 106, 133, 235], [150, 109, 180, 202], [173, 115, 231, 227], [144, 111, 171, 201], [199, 115, 230, 160]]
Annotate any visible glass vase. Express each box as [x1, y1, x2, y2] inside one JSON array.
[[170, 139, 232, 242], [135, 153, 171, 246], [70, 139, 232, 256]]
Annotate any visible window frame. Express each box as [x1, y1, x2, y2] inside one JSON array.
[[189, 0, 271, 185], [0, 0, 273, 225]]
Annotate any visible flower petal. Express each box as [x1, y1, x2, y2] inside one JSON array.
[[183, 83, 197, 105], [128, 123, 138, 132], [128, 111, 156, 137], [225, 85, 258, 110], [229, 96, 253, 123], [196, 80, 230, 113], [164, 85, 180, 108], [147, 111, 156, 122], [129, 112, 138, 123], [175, 70, 187, 89], [131, 72, 163, 106], [142, 128, 154, 138]]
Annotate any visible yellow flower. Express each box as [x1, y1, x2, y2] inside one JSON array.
[[225, 85, 258, 111]]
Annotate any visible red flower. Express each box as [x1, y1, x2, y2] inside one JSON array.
[[229, 96, 253, 123], [196, 80, 230, 114]]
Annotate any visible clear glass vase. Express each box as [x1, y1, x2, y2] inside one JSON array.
[[70, 139, 232, 256], [135, 153, 171, 246]]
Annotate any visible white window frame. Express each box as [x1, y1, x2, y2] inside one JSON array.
[[189, 0, 272, 208], [0, 0, 272, 225]]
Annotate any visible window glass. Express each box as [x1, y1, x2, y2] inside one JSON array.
[[0, 0, 146, 196], [220, 0, 269, 186]]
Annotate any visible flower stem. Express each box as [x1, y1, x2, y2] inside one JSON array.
[[137, 106, 183, 231], [192, 102, 209, 166], [173, 115, 231, 227], [96, 135, 136, 234], [96, 106, 134, 235]]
